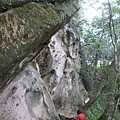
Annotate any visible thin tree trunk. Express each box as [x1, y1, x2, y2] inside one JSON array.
[[98, 0, 120, 119]]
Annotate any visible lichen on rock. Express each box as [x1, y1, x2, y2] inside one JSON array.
[[0, 0, 80, 91], [0, 22, 89, 119], [0, 0, 88, 120]]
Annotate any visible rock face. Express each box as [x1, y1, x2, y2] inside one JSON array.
[[0, 0, 90, 120], [0, 23, 88, 120], [0, 0, 80, 91], [40, 24, 88, 117], [0, 64, 59, 120]]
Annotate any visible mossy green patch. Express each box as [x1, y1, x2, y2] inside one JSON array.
[[0, 0, 80, 91], [85, 96, 106, 120], [0, 2, 62, 90]]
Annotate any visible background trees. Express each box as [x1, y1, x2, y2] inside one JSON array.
[[75, 0, 120, 119]]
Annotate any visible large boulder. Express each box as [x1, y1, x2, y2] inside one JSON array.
[[0, 0, 90, 119], [0, 0, 80, 91], [0, 22, 88, 120]]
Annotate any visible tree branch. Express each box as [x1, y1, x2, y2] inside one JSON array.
[[98, 1, 119, 119]]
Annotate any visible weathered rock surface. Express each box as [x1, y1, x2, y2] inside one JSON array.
[[0, 63, 59, 120], [0, 0, 80, 91], [0, 23, 89, 119], [0, 0, 90, 119]]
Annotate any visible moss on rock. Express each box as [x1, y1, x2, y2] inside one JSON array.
[[0, 1, 80, 91]]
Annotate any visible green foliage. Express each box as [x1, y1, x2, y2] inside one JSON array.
[[85, 96, 106, 120], [73, 0, 120, 119]]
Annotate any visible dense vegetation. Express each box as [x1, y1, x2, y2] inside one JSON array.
[[0, 0, 119, 119], [75, 0, 120, 119]]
